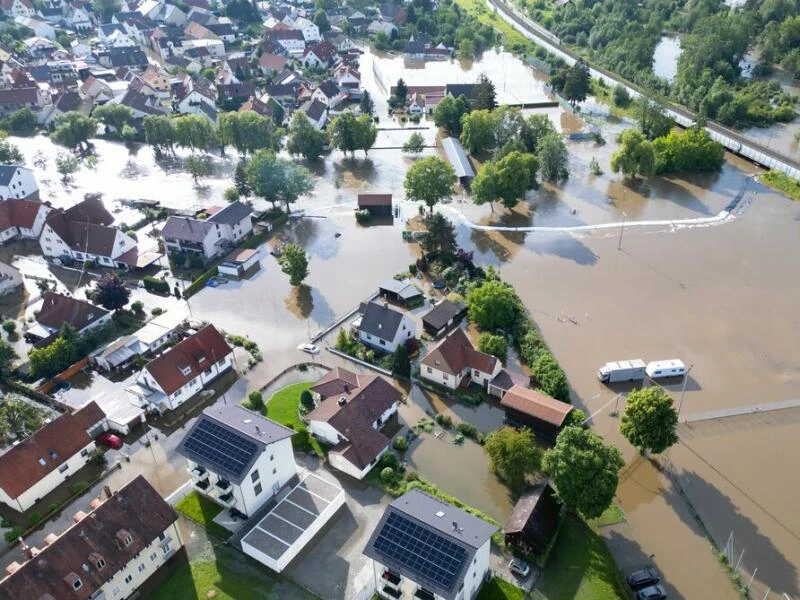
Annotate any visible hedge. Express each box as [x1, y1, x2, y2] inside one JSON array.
[[143, 276, 170, 294], [183, 265, 218, 298]]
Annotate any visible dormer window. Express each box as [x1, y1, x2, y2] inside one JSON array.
[[116, 529, 133, 547], [178, 365, 192, 376], [64, 572, 82, 590], [90, 552, 105, 569]]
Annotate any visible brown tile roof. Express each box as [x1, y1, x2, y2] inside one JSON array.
[[307, 375, 401, 433], [309, 367, 361, 400], [0, 198, 44, 231], [357, 194, 392, 208], [503, 482, 559, 535], [330, 422, 390, 470], [144, 324, 232, 395], [420, 328, 498, 376], [0, 87, 38, 105], [64, 196, 114, 226], [0, 476, 178, 599], [45, 197, 123, 257], [36, 292, 110, 331], [0, 402, 104, 500], [500, 385, 573, 427], [258, 52, 288, 71]]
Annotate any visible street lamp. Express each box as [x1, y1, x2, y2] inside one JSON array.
[[676, 364, 694, 419]]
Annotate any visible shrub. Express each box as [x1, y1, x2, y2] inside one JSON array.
[[477, 332, 508, 362], [247, 391, 264, 411], [292, 428, 313, 453], [151, 307, 164, 316], [300, 389, 315, 410], [143, 276, 169, 294], [409, 262, 418, 276], [562, 408, 587, 428], [532, 351, 569, 402], [393, 436, 409, 451], [355, 209, 371, 224], [380, 467, 395, 482], [28, 513, 41, 527], [612, 84, 631, 107], [2, 320, 16, 334], [70, 481, 88, 495], [434, 413, 453, 428], [456, 422, 478, 439], [380, 451, 399, 469], [4, 528, 21, 543], [405, 469, 420, 482], [130, 300, 144, 315]]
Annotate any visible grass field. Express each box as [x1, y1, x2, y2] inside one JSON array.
[[174, 492, 231, 541], [532, 513, 626, 600], [264, 382, 323, 455], [453, 0, 538, 54], [587, 502, 626, 530], [476, 578, 526, 600], [760, 170, 800, 201]]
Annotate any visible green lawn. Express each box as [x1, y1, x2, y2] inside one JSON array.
[[587, 502, 626, 530], [477, 578, 526, 600], [453, 0, 538, 54], [760, 170, 800, 201], [265, 382, 323, 456], [174, 492, 231, 541], [532, 513, 626, 600]]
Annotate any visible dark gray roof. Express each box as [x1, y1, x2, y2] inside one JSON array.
[[445, 83, 479, 100], [177, 405, 293, 484], [316, 79, 339, 99], [197, 100, 217, 122], [100, 23, 126, 36], [161, 216, 215, 242], [0, 165, 24, 186], [379, 279, 422, 301], [359, 301, 405, 341], [422, 299, 465, 331], [442, 137, 474, 179], [207, 201, 251, 226], [363, 489, 496, 600], [302, 98, 326, 122]]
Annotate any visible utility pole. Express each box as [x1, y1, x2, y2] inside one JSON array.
[[676, 363, 694, 419], [617, 211, 627, 252]]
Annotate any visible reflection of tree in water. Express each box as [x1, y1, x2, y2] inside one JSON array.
[[331, 158, 377, 186], [284, 284, 313, 319], [468, 204, 532, 263]]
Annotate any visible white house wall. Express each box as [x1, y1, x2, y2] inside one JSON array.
[[234, 437, 296, 516], [309, 420, 341, 446]]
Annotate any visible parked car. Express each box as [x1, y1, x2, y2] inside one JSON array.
[[97, 432, 123, 450], [627, 567, 660, 590], [635, 584, 667, 600], [508, 558, 530, 578], [297, 343, 319, 355]]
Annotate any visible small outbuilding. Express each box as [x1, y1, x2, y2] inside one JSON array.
[[378, 279, 423, 307], [217, 248, 260, 277], [357, 193, 393, 217], [421, 298, 466, 337], [500, 385, 573, 438], [503, 482, 562, 555], [442, 137, 475, 186]]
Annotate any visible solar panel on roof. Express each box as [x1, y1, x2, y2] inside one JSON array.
[[371, 512, 468, 592], [183, 419, 258, 480]]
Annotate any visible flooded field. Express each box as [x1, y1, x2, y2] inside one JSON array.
[[652, 36, 681, 83]]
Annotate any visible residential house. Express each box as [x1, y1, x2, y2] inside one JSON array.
[[363, 488, 496, 600], [356, 301, 416, 353], [64, 4, 92, 32], [0, 197, 51, 243], [421, 299, 467, 338], [403, 33, 452, 60], [40, 90, 93, 127], [0, 402, 106, 512], [499, 385, 574, 437], [333, 65, 361, 97], [367, 20, 396, 37], [357, 193, 392, 217], [92, 311, 186, 371], [207, 201, 253, 245], [207, 22, 236, 42], [0, 261, 22, 296], [160, 217, 226, 260], [96, 46, 149, 69], [0, 166, 39, 200], [25, 291, 112, 343], [0, 476, 182, 600], [307, 370, 401, 479], [217, 82, 255, 108], [175, 78, 217, 119], [299, 98, 327, 129], [419, 328, 502, 391], [78, 76, 116, 104], [217, 248, 260, 278], [503, 483, 561, 555], [265, 29, 305, 55], [258, 52, 288, 77], [324, 31, 358, 52], [117, 89, 166, 120], [39, 196, 139, 268], [239, 95, 276, 119], [181, 38, 226, 59], [126, 324, 234, 413], [311, 79, 346, 109], [178, 404, 296, 516], [301, 40, 337, 69], [0, 87, 49, 117], [15, 16, 56, 39], [98, 22, 130, 42], [1, 0, 36, 18], [22, 36, 57, 55], [292, 16, 320, 42]]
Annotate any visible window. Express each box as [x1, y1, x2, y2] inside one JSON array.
[[379, 339, 385, 346], [96, 558, 106, 569], [138, 563, 146, 573], [251, 470, 260, 483], [80, 448, 89, 457], [58, 464, 69, 473], [150, 552, 157, 561], [443, 374, 448, 380], [158, 532, 166, 541], [72, 579, 82, 590], [254, 482, 263, 495], [124, 535, 133, 546], [426, 367, 432, 373], [124, 575, 133, 584]]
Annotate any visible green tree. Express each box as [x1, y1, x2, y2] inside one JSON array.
[[432, 94, 470, 136], [185, 154, 211, 184], [485, 426, 542, 492], [392, 344, 411, 377], [653, 128, 725, 173], [143, 115, 176, 155], [460, 109, 495, 155], [521, 114, 558, 153], [245, 151, 314, 213], [51, 112, 97, 151], [473, 73, 497, 110], [313, 8, 331, 33], [223, 186, 240, 203], [0, 398, 45, 439], [359, 90, 375, 116], [466, 279, 520, 331], [55, 152, 79, 182], [620, 387, 679, 454], [0, 339, 18, 380], [286, 112, 328, 160], [234, 158, 250, 197], [472, 151, 538, 210], [0, 138, 24, 164], [93, 0, 121, 21], [611, 129, 656, 179], [402, 132, 425, 154], [217, 111, 283, 155], [1, 108, 37, 135], [395, 78, 408, 106], [537, 133, 569, 182], [542, 426, 624, 519], [174, 115, 216, 152], [531, 352, 569, 402], [28, 335, 80, 379], [637, 97, 673, 140], [561, 60, 590, 106], [419, 213, 457, 258], [93, 103, 134, 135], [328, 111, 377, 156], [94, 273, 130, 310], [477, 332, 507, 362], [277, 243, 309, 286], [404, 156, 456, 213]]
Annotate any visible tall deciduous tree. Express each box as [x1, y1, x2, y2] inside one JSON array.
[[392, 344, 411, 377], [359, 90, 375, 116], [420, 213, 457, 258], [466, 279, 520, 331], [186, 154, 211, 184], [432, 94, 470, 136], [52, 112, 97, 151], [94, 273, 130, 310], [55, 152, 79, 181], [537, 132, 569, 182], [395, 78, 408, 105], [217, 111, 283, 155], [404, 156, 456, 213], [0, 339, 18, 380], [620, 387, 679, 454], [637, 96, 673, 140], [472, 151, 538, 210], [278, 243, 309, 286], [460, 109, 495, 155], [93, 103, 134, 135], [328, 111, 377, 157], [485, 426, 542, 492], [286, 112, 328, 160], [477, 332, 507, 362], [562, 59, 590, 106], [143, 115, 176, 156], [543, 426, 625, 519], [473, 73, 497, 110], [174, 115, 215, 153], [611, 129, 656, 179], [0, 138, 24, 164], [245, 150, 313, 212]]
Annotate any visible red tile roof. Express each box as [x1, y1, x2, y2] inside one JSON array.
[[0, 198, 45, 231], [330, 422, 390, 470], [357, 194, 392, 208], [0, 402, 105, 500], [309, 367, 361, 400], [144, 324, 232, 395], [420, 328, 498, 376], [500, 385, 573, 427]]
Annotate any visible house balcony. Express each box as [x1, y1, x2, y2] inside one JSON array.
[[381, 570, 401, 588], [193, 478, 211, 492], [215, 478, 231, 492], [381, 586, 402, 599], [414, 588, 435, 600], [190, 465, 208, 481], [218, 492, 236, 508]]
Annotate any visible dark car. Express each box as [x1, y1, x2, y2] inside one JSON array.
[[98, 432, 123, 450], [636, 584, 667, 600], [627, 567, 660, 590]]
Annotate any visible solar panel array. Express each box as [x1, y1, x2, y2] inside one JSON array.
[[183, 419, 258, 479], [372, 511, 467, 592]]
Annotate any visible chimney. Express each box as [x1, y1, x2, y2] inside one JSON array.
[[18, 539, 29, 556], [337, 396, 347, 406], [5, 562, 22, 575], [452, 521, 459, 531], [43, 533, 59, 546], [255, 425, 261, 436], [103, 485, 112, 499], [73, 511, 88, 523]]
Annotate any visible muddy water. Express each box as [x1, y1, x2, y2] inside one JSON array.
[[652, 36, 681, 83]]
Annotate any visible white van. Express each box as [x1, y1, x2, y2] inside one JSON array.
[[646, 359, 687, 379]]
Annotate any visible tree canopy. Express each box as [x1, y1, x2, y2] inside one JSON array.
[[402, 132, 425, 154], [653, 128, 725, 174], [620, 387, 679, 454], [466, 279, 521, 331], [477, 332, 507, 362], [432, 94, 470, 136], [93, 103, 134, 135], [473, 73, 497, 111], [286, 112, 328, 160], [611, 129, 655, 179], [217, 111, 283, 155], [245, 150, 313, 212], [174, 115, 216, 153], [328, 111, 377, 156], [543, 426, 625, 519], [94, 273, 130, 310], [0, 138, 23, 164], [485, 426, 542, 492], [460, 109, 495, 155], [419, 213, 457, 258], [52, 112, 97, 151], [404, 156, 456, 213], [537, 133, 569, 182], [278, 243, 309, 286], [472, 150, 538, 210], [143, 115, 176, 155]]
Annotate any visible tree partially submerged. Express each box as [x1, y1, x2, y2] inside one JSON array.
[[245, 150, 313, 213], [472, 150, 538, 210], [286, 112, 328, 160], [485, 426, 542, 493], [277, 243, 309, 286], [404, 156, 456, 213], [611, 129, 656, 179], [620, 387, 679, 454]]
